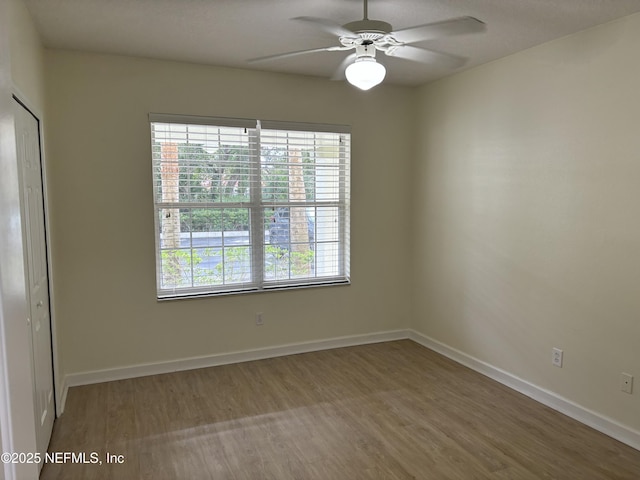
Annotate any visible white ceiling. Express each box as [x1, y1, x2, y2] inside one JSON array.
[[23, 0, 640, 86]]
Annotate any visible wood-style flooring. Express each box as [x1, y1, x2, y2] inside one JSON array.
[[41, 340, 640, 479]]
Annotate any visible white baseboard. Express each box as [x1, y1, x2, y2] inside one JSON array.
[[60, 329, 407, 412], [408, 329, 640, 452], [57, 380, 68, 416]]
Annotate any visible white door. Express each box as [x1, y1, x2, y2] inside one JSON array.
[[13, 99, 55, 458]]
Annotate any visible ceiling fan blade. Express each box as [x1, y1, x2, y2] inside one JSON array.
[[248, 46, 337, 63], [390, 16, 486, 44], [331, 53, 357, 81], [386, 45, 467, 69], [292, 16, 356, 38]]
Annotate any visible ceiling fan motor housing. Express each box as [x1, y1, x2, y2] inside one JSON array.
[[343, 19, 392, 36]]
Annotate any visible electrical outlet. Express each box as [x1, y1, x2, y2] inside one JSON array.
[[620, 373, 633, 394], [552, 348, 563, 368], [255, 312, 264, 326]]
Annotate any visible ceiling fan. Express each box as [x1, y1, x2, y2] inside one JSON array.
[[248, 0, 486, 90]]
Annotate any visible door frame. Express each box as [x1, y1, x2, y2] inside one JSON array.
[[12, 89, 60, 417]]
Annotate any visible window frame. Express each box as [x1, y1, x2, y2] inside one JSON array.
[[149, 113, 351, 299]]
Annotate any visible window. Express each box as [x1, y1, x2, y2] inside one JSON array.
[[150, 114, 350, 298]]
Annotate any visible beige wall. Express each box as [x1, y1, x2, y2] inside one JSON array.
[[8, 0, 45, 111], [413, 13, 640, 431], [45, 50, 414, 377]]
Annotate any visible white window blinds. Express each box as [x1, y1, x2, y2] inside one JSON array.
[[150, 114, 350, 298]]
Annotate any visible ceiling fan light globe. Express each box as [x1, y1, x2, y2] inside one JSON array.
[[345, 58, 386, 90]]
